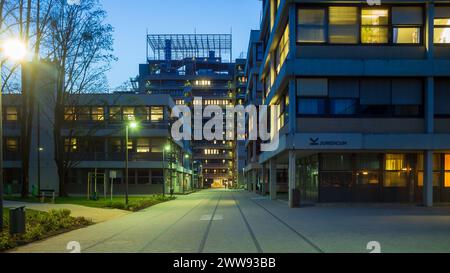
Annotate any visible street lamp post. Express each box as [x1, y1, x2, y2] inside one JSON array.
[[0, 39, 27, 231], [125, 121, 138, 205], [162, 144, 170, 197]]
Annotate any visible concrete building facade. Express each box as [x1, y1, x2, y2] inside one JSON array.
[[255, 0, 450, 207], [3, 63, 193, 196]]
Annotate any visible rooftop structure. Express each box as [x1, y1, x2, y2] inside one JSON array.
[[147, 34, 232, 62]]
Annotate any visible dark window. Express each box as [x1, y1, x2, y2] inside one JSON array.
[[330, 99, 357, 115], [298, 98, 326, 115]]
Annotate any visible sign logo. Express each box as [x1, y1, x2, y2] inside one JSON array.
[[309, 138, 319, 146], [309, 138, 348, 146]]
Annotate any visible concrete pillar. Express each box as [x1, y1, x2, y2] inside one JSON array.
[[253, 171, 257, 193], [261, 166, 267, 196], [269, 160, 277, 200], [288, 150, 297, 208], [425, 77, 434, 134], [28, 61, 59, 194], [426, 2, 435, 59], [423, 151, 434, 207]]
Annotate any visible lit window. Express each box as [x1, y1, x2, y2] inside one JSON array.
[[91, 107, 104, 121], [64, 107, 76, 121], [64, 138, 77, 152], [151, 106, 164, 121], [137, 139, 150, 153], [109, 107, 121, 121], [393, 28, 421, 44], [195, 80, 211, 86], [434, 18, 450, 44], [446, 154, 450, 187], [297, 8, 326, 43], [329, 6, 359, 44], [123, 107, 135, 121], [392, 7, 423, 44], [6, 138, 18, 152], [361, 9, 389, 43], [385, 154, 406, 170], [5, 107, 18, 121]]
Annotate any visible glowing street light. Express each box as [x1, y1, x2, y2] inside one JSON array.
[[162, 144, 171, 197], [2, 39, 28, 62], [124, 121, 139, 205], [0, 38, 28, 232]]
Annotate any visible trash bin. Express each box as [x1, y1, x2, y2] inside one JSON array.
[[170, 188, 174, 196], [9, 207, 26, 235], [291, 189, 301, 208]]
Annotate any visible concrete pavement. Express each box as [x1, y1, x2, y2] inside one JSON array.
[[9, 189, 450, 253]]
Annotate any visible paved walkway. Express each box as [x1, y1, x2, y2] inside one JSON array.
[[8, 189, 450, 253], [4, 201, 130, 223]]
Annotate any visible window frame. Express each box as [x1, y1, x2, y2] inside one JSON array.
[[434, 6, 450, 45], [296, 7, 328, 44]]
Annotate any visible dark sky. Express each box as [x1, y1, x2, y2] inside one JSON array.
[[100, 0, 262, 89]]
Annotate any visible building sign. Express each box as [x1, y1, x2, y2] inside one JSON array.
[[309, 138, 348, 146]]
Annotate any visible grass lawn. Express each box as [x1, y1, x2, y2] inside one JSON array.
[[5, 195, 176, 212], [1, 208, 91, 252]]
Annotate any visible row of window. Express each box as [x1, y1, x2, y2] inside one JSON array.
[[64, 106, 165, 122], [68, 169, 165, 185], [292, 78, 450, 117], [63, 138, 173, 154], [318, 153, 450, 188], [297, 6, 450, 45]]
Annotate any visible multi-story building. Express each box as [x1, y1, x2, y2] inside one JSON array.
[[243, 30, 265, 192], [257, 0, 450, 207], [3, 62, 193, 196], [138, 34, 240, 188], [234, 58, 248, 188]]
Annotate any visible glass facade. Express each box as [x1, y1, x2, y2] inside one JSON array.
[[296, 153, 450, 203]]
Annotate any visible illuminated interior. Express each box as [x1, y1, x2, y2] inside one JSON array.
[[434, 18, 450, 44], [361, 9, 389, 43], [446, 155, 450, 187]]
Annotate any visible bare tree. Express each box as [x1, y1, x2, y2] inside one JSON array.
[[1, 0, 114, 197], [46, 0, 115, 196]]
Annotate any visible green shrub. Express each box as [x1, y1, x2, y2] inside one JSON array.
[[0, 209, 92, 252]]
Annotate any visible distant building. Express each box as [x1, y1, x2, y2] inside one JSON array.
[[255, 0, 450, 207], [243, 30, 264, 193], [3, 62, 193, 196], [137, 34, 244, 188]]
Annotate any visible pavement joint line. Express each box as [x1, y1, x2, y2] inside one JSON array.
[[138, 194, 214, 253], [232, 193, 263, 254], [82, 209, 171, 252], [249, 196, 324, 253], [84, 196, 202, 252], [198, 193, 223, 253]]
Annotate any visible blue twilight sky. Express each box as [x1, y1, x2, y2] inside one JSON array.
[[100, 0, 262, 89]]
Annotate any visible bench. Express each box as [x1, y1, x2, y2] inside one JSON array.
[[40, 189, 56, 203]]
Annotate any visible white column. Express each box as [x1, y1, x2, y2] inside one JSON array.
[[269, 160, 277, 200], [288, 150, 297, 208], [423, 151, 433, 207]]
